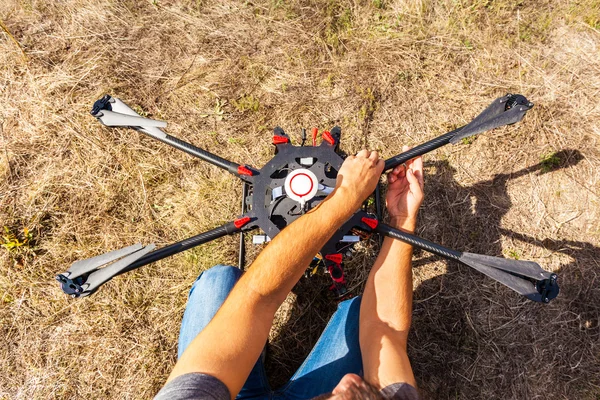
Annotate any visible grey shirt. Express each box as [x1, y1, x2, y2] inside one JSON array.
[[154, 373, 419, 400]]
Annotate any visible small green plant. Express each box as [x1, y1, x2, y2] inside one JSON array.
[[519, 30, 532, 42], [540, 152, 561, 173], [338, 7, 352, 31], [358, 87, 378, 121], [507, 249, 520, 260], [271, 0, 284, 9], [397, 70, 422, 82], [323, 73, 336, 87], [324, 2, 353, 52], [372, 0, 385, 9], [131, 105, 148, 117], [185, 247, 201, 265], [201, 98, 227, 121], [152, 203, 174, 211], [461, 136, 476, 145], [2, 291, 14, 304], [233, 95, 260, 113], [1, 226, 33, 251]]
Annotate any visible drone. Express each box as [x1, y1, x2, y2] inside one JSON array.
[[56, 93, 559, 303]]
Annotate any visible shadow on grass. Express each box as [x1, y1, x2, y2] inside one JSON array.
[[266, 149, 600, 399], [407, 149, 600, 398]]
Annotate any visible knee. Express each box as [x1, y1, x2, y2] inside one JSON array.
[[189, 264, 242, 297], [199, 264, 242, 281], [338, 296, 362, 313]]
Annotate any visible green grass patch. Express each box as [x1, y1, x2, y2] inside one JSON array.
[[372, 0, 385, 9], [233, 94, 260, 113], [323, 1, 353, 52], [506, 249, 520, 260], [540, 152, 561, 173], [131, 104, 148, 117], [358, 87, 379, 121], [461, 136, 477, 145], [1, 226, 33, 251], [397, 70, 422, 83], [200, 98, 227, 121]]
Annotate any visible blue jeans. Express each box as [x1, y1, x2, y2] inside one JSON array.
[[178, 265, 363, 399]]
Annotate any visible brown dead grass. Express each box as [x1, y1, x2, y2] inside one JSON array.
[[1, 0, 599, 399]]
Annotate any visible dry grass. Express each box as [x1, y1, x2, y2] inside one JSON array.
[[1, 0, 599, 399]]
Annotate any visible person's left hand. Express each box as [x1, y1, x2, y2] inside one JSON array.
[[385, 145, 424, 232]]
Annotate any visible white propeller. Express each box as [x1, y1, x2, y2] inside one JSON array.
[[96, 109, 167, 128]]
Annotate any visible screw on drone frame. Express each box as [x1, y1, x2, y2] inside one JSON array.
[[383, 94, 534, 171], [90, 95, 255, 180]]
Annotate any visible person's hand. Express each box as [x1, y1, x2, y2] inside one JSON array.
[[386, 146, 424, 232], [335, 149, 384, 213]]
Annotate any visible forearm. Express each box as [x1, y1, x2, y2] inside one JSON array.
[[360, 218, 416, 388], [169, 189, 356, 397], [240, 188, 355, 310], [362, 218, 415, 331], [166, 151, 385, 398]]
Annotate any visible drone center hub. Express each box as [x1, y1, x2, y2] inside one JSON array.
[[284, 168, 319, 204], [290, 173, 312, 196]]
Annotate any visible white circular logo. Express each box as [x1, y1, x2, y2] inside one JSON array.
[[284, 168, 319, 205]]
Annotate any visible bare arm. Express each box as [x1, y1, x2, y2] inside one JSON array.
[[360, 147, 424, 389], [167, 150, 384, 399]]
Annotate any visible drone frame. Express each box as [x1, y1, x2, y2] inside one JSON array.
[[56, 93, 559, 304]]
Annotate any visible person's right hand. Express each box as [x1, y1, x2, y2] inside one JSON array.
[[386, 146, 424, 232], [335, 149, 384, 213]]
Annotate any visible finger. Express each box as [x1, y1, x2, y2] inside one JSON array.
[[406, 169, 423, 197], [401, 146, 412, 166], [414, 170, 424, 190], [412, 156, 424, 188], [388, 170, 406, 184], [398, 146, 416, 169], [413, 154, 423, 172], [356, 149, 370, 158], [368, 150, 379, 161], [392, 164, 406, 178], [375, 158, 384, 173]]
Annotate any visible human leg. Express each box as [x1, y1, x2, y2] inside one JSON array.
[[278, 296, 363, 399], [178, 264, 270, 399]]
